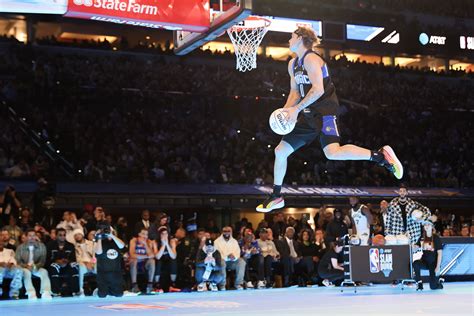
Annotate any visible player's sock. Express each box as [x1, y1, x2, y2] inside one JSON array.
[[273, 184, 282, 197], [370, 150, 384, 163]]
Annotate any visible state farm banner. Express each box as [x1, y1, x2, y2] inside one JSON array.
[[65, 0, 210, 31]]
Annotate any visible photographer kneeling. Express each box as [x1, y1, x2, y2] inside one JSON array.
[[94, 222, 125, 298], [196, 239, 224, 292]]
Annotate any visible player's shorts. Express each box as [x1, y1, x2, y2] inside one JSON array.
[[282, 114, 340, 151]]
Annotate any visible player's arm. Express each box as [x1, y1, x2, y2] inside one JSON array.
[[283, 58, 301, 108], [362, 205, 374, 225], [294, 54, 325, 112]]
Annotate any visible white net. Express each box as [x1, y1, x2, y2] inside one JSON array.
[[227, 17, 270, 72]]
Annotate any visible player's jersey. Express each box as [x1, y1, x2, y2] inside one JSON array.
[[135, 239, 147, 256], [293, 50, 339, 116], [351, 204, 370, 237]]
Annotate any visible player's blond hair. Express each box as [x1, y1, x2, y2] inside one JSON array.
[[294, 26, 320, 49]]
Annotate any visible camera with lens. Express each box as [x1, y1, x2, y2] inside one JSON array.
[[94, 221, 112, 241]]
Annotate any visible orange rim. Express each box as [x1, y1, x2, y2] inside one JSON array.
[[229, 16, 271, 32]]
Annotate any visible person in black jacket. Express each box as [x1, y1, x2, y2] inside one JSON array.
[[325, 209, 350, 246], [413, 220, 444, 291], [195, 239, 224, 292], [318, 239, 345, 286], [46, 228, 80, 296], [297, 229, 318, 286], [94, 225, 126, 298]]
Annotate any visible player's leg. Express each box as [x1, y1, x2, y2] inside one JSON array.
[[256, 118, 317, 213], [256, 140, 294, 213], [320, 115, 403, 179]]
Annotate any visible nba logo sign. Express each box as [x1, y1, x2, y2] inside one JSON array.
[[369, 248, 380, 273]]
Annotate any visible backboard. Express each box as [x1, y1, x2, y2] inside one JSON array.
[[173, 0, 253, 56]]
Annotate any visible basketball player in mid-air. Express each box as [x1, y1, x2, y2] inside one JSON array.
[[256, 26, 403, 213]]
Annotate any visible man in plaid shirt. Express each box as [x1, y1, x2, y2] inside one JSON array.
[[385, 185, 431, 244]]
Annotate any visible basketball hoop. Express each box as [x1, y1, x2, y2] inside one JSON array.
[[227, 16, 271, 72]]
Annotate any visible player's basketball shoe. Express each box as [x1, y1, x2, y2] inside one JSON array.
[[379, 145, 403, 179], [256, 194, 285, 213]]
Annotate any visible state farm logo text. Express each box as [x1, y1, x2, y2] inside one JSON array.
[[73, 0, 158, 16]]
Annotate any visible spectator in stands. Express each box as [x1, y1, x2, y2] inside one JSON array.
[[318, 240, 345, 287], [115, 216, 130, 244], [214, 226, 246, 290], [276, 227, 301, 287], [19, 208, 34, 232], [272, 213, 287, 240], [154, 226, 180, 293], [195, 239, 224, 292], [0, 239, 23, 299], [94, 224, 125, 298], [149, 213, 170, 240], [1, 229, 16, 251], [4, 159, 30, 178], [134, 209, 152, 236], [372, 200, 388, 235], [15, 229, 52, 299], [240, 231, 265, 289], [46, 228, 80, 296], [56, 211, 83, 244], [297, 229, 318, 286], [74, 228, 95, 297], [3, 215, 22, 246], [0, 185, 21, 225], [325, 209, 350, 245], [174, 227, 195, 290], [32, 178, 56, 230], [205, 219, 220, 240], [129, 228, 155, 294], [460, 224, 470, 237], [257, 228, 279, 288]]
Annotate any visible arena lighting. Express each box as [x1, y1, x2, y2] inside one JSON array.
[[267, 145, 271, 148], [460, 36, 474, 50], [282, 93, 285, 97], [251, 137, 255, 141], [78, 170, 82, 173], [56, 150, 60, 153], [237, 130, 241, 133], [46, 141, 51, 144], [304, 161, 308, 165]]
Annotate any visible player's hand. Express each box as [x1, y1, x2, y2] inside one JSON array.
[[285, 106, 299, 125]]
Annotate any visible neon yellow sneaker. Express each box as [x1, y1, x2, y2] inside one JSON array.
[[381, 145, 403, 179], [256, 194, 285, 213]]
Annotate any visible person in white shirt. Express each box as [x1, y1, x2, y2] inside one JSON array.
[[0, 239, 23, 299], [348, 196, 373, 245], [214, 226, 246, 290], [56, 211, 83, 244], [74, 229, 96, 296]]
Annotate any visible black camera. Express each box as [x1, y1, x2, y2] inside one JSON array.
[[94, 221, 112, 241]]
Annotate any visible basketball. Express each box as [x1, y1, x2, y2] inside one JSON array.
[[269, 108, 296, 135], [372, 234, 385, 246]]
